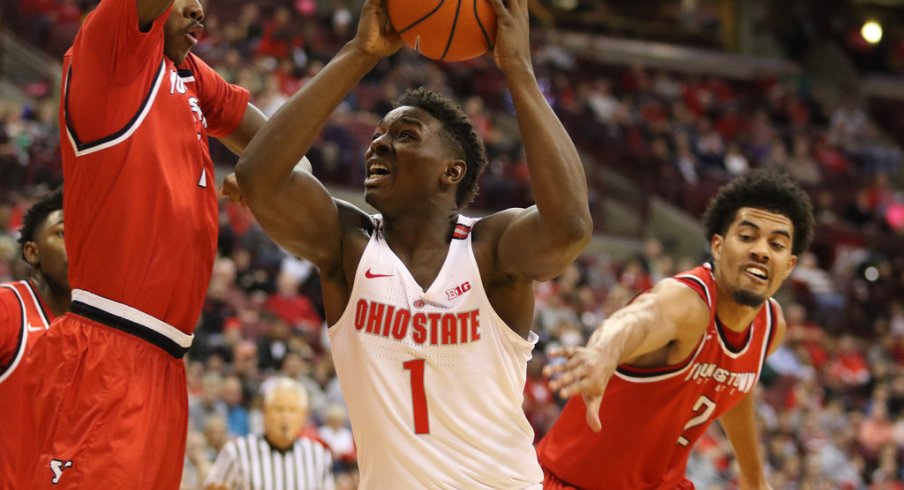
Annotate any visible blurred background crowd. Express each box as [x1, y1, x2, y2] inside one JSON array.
[[2, 0, 904, 488]]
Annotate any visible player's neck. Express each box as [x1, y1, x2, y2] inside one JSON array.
[[381, 210, 459, 256], [714, 301, 760, 333], [29, 273, 70, 317]]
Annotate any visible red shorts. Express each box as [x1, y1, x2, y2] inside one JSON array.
[[542, 466, 696, 490], [21, 313, 189, 489], [542, 466, 580, 489]]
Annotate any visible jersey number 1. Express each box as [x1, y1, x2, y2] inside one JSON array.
[[677, 395, 716, 446], [403, 359, 430, 434]]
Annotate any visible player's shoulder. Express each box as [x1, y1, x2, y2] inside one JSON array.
[[470, 207, 524, 244], [0, 283, 25, 324]]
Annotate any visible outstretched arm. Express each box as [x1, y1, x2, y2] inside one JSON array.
[[486, 0, 592, 281], [235, 0, 402, 265], [544, 279, 709, 430]]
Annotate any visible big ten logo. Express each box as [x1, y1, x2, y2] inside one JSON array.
[[444, 281, 471, 301]]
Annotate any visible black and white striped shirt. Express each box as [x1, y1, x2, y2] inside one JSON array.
[[205, 434, 334, 490]]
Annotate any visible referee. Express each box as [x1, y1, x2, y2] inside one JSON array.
[[204, 377, 334, 490]]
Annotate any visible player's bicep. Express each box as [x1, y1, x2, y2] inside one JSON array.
[[217, 103, 266, 155], [619, 279, 710, 361], [244, 169, 345, 267], [494, 206, 586, 281]]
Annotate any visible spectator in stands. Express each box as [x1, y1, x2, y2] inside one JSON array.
[[190, 373, 229, 432]]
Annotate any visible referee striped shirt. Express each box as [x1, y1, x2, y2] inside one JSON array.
[[205, 434, 334, 490]]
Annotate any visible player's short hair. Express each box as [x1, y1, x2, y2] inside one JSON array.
[[394, 88, 488, 208], [262, 376, 309, 409], [702, 168, 814, 255], [17, 187, 63, 262]]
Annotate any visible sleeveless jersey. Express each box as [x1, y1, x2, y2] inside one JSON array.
[[0, 281, 55, 488], [328, 215, 543, 489], [537, 264, 778, 490], [59, 0, 249, 335]]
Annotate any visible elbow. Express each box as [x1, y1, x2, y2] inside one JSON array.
[[234, 157, 259, 202], [560, 212, 594, 250]]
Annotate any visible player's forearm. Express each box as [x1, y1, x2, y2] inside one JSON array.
[[236, 43, 379, 200], [587, 291, 678, 365], [588, 301, 661, 365], [720, 394, 768, 488], [504, 66, 592, 249]]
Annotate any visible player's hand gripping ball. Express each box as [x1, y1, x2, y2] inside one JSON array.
[[387, 0, 497, 62]]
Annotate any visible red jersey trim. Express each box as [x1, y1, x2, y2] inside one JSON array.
[[674, 273, 711, 308], [452, 224, 472, 240], [63, 60, 166, 157], [0, 283, 29, 383]]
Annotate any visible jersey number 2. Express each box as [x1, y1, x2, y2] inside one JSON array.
[[403, 359, 430, 434], [677, 395, 716, 446]]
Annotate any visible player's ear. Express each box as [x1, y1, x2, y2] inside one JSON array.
[[442, 159, 466, 185], [22, 241, 40, 267], [710, 234, 723, 261]]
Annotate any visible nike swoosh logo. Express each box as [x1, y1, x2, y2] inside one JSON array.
[[26, 324, 46, 333], [365, 268, 393, 279]]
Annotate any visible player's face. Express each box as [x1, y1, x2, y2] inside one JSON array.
[[263, 389, 307, 450], [163, 0, 205, 65], [364, 106, 466, 212], [711, 207, 797, 308], [25, 210, 69, 291]]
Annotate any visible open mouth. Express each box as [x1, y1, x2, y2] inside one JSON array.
[[743, 264, 769, 282], [365, 161, 391, 184], [185, 25, 203, 46]]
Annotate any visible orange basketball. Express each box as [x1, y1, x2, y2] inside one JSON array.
[[387, 0, 497, 62]]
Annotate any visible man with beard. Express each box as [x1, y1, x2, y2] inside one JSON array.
[[541, 169, 814, 490]]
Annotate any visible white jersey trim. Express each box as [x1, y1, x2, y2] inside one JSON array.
[[71, 289, 193, 348], [0, 282, 30, 384], [64, 60, 166, 157]]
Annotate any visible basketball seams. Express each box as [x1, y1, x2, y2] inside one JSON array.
[[396, 0, 447, 33], [473, 0, 494, 51], [440, 0, 464, 61]]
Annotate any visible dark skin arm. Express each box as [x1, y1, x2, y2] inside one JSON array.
[[137, 0, 173, 30], [480, 0, 592, 283], [235, 0, 401, 321], [543, 279, 709, 431]]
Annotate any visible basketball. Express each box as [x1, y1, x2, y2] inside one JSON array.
[[387, 0, 497, 62]]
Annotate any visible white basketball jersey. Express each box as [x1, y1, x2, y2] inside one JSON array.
[[328, 215, 543, 489]]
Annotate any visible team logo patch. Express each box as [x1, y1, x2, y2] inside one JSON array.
[[445, 281, 471, 301], [50, 459, 73, 485]]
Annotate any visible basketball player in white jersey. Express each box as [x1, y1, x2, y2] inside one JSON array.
[[234, 0, 592, 487]]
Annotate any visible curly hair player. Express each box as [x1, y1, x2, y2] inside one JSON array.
[[541, 168, 815, 490]]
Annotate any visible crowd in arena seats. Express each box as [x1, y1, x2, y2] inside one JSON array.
[[3, 1, 904, 488]]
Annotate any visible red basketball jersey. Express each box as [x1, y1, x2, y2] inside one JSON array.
[[537, 264, 778, 490], [0, 281, 55, 489], [60, 0, 249, 335]]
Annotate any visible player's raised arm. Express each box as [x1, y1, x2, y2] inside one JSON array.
[[235, 0, 402, 265], [484, 0, 592, 281], [137, 0, 176, 28], [544, 279, 709, 430]]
